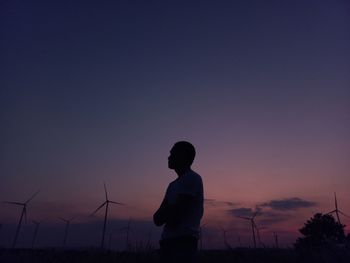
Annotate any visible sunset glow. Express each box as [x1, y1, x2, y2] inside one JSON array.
[[1, 0, 349, 250]]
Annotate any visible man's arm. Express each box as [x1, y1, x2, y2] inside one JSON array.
[[153, 194, 195, 227], [162, 194, 195, 227], [153, 198, 169, 226]]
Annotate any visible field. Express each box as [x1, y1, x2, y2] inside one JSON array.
[[1, 247, 350, 263]]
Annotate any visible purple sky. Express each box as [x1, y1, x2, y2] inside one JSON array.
[[1, 0, 350, 249]]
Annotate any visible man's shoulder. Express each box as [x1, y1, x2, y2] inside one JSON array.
[[167, 178, 179, 188], [181, 169, 203, 187], [186, 169, 202, 180]]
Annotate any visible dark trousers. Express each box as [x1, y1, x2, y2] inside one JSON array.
[[159, 236, 198, 263]]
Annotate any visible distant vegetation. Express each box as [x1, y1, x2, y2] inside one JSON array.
[[294, 213, 350, 262], [295, 213, 346, 249]]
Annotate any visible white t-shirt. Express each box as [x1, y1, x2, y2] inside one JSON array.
[[161, 169, 204, 240]]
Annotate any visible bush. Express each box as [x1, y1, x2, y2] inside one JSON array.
[[295, 213, 346, 253]]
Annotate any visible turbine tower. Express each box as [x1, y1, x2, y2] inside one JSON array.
[[220, 227, 232, 249], [237, 233, 242, 247], [108, 232, 113, 251], [145, 230, 152, 250], [327, 192, 350, 225], [236, 211, 260, 248], [273, 232, 279, 248], [4, 190, 40, 248], [59, 217, 75, 248], [31, 221, 40, 249], [120, 218, 132, 250], [91, 182, 124, 249], [254, 225, 266, 247]]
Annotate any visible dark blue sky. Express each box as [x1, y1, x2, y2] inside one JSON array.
[[1, 0, 350, 248]]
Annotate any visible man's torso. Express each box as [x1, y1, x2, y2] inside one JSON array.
[[161, 169, 204, 240]]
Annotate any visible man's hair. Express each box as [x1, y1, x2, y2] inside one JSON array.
[[173, 141, 196, 166]]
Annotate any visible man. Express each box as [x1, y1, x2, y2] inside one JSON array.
[[153, 141, 204, 262]]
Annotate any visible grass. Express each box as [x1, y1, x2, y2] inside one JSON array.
[[0, 247, 349, 263]]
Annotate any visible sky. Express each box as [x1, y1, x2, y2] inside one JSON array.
[[1, 0, 350, 249]]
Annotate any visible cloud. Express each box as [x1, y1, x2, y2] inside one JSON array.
[[256, 211, 290, 225], [226, 197, 317, 227], [227, 207, 255, 217], [260, 198, 317, 211], [205, 199, 236, 207], [227, 208, 291, 227]]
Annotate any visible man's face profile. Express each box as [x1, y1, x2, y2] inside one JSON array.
[[167, 141, 195, 170], [168, 146, 185, 170], [168, 147, 177, 169]]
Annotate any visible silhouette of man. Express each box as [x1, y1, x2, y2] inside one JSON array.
[[153, 141, 204, 263]]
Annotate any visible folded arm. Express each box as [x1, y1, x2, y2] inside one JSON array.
[[153, 194, 195, 227], [153, 198, 168, 226]]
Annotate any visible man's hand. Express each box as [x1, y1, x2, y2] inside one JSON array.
[[153, 194, 195, 227]]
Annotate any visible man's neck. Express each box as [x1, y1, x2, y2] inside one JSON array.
[[175, 167, 191, 178]]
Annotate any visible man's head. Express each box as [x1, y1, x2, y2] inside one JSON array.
[[168, 141, 196, 170]]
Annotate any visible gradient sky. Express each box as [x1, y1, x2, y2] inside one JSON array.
[[1, 0, 350, 249]]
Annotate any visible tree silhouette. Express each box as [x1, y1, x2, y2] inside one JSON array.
[[295, 213, 346, 250]]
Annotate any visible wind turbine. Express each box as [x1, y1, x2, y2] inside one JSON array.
[[59, 217, 75, 248], [4, 190, 40, 248], [108, 233, 113, 251], [327, 192, 350, 225], [254, 225, 267, 247], [236, 211, 260, 248], [31, 221, 40, 249], [145, 230, 152, 250], [91, 182, 124, 249], [220, 227, 233, 249], [120, 218, 131, 250], [237, 233, 242, 247], [273, 232, 279, 248]]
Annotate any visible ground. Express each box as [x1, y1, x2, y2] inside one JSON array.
[[0, 247, 349, 263]]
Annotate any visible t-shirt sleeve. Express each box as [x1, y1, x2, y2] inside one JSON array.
[[178, 174, 201, 197]]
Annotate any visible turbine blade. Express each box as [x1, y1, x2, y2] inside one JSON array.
[[109, 201, 124, 205], [236, 216, 250, 220], [4, 201, 24, 206], [69, 216, 76, 222], [339, 211, 350, 218], [91, 202, 107, 216], [58, 217, 68, 222], [26, 190, 40, 204], [327, 210, 336, 214], [334, 192, 338, 210], [253, 211, 261, 219], [104, 182, 108, 201]]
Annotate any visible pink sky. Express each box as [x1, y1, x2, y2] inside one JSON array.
[[1, 0, 349, 249]]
